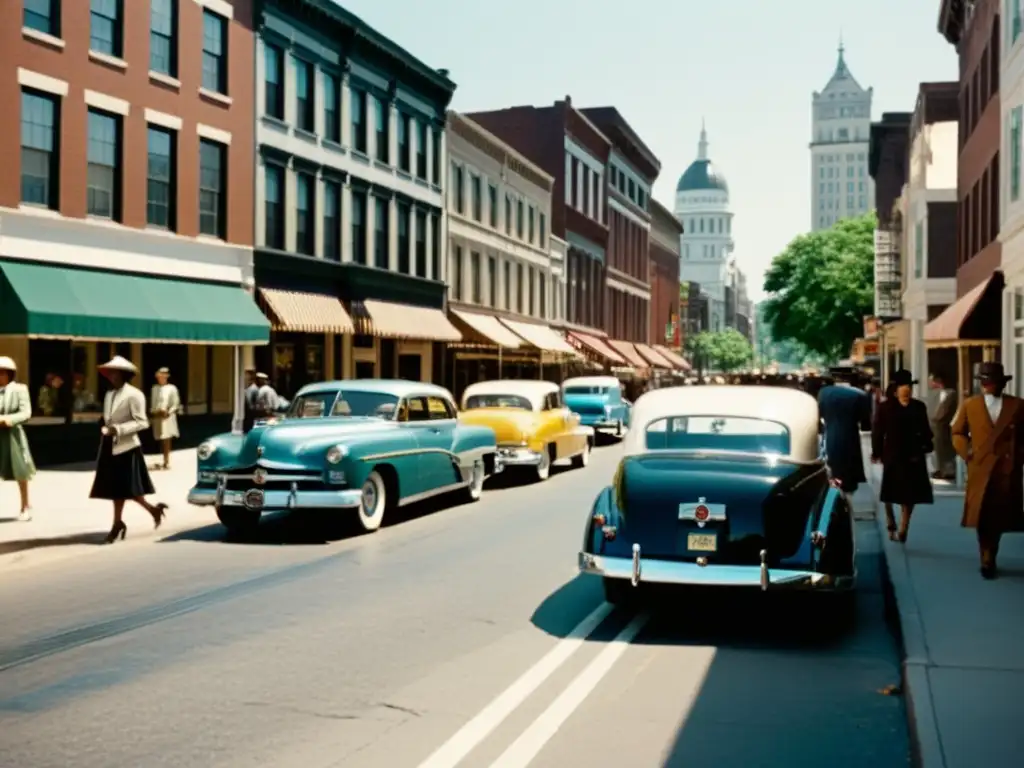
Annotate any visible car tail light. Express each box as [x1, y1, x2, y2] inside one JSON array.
[[593, 513, 606, 525]]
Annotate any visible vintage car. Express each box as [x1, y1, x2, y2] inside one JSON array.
[[579, 385, 856, 606], [562, 376, 631, 436], [187, 380, 498, 536], [458, 380, 595, 482]]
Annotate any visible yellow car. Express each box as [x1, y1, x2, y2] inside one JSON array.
[[459, 380, 595, 481]]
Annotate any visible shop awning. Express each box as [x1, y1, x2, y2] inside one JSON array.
[[923, 272, 1004, 346], [450, 309, 523, 348], [567, 331, 626, 364], [653, 345, 692, 371], [354, 299, 463, 342], [259, 287, 354, 335], [0, 259, 270, 343], [500, 318, 578, 355], [635, 343, 673, 369], [606, 339, 649, 369]]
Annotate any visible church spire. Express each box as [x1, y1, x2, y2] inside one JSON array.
[[834, 35, 848, 78], [698, 119, 708, 160]]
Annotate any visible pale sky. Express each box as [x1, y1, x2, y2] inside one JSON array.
[[337, 0, 957, 301]]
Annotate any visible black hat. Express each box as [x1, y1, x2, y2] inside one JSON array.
[[891, 369, 916, 387], [976, 361, 1011, 383]]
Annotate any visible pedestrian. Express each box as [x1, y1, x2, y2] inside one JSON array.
[[927, 372, 957, 480], [817, 365, 872, 508], [950, 361, 1024, 579], [242, 368, 258, 432], [149, 367, 181, 470], [0, 356, 35, 521], [90, 356, 168, 544], [871, 369, 934, 542], [253, 373, 280, 421]]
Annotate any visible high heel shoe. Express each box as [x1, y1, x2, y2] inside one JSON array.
[[150, 502, 168, 529], [104, 521, 127, 544], [884, 509, 898, 542]]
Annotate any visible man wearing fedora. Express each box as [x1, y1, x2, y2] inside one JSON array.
[[818, 364, 872, 508], [951, 361, 1024, 579]]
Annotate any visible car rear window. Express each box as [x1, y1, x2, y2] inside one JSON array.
[[564, 386, 611, 395], [287, 390, 399, 419], [464, 394, 533, 411], [644, 415, 790, 454]]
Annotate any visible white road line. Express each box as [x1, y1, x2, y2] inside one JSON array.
[[490, 612, 650, 768], [416, 602, 614, 768]]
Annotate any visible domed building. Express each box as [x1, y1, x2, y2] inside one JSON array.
[[674, 123, 750, 338]]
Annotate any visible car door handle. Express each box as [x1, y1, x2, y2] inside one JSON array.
[[429, 427, 441, 433]]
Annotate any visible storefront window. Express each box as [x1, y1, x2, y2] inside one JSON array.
[[306, 343, 323, 383], [274, 343, 295, 397], [355, 361, 375, 379], [70, 342, 101, 422], [26, 340, 114, 425]]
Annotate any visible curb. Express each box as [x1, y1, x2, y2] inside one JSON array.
[[867, 462, 946, 768]]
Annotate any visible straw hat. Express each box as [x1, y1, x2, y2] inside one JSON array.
[[0, 356, 16, 372], [98, 355, 138, 373]]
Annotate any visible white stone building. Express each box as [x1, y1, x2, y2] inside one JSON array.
[[811, 44, 875, 230], [1002, 0, 1024, 391]]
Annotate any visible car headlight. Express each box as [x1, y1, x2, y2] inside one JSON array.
[[326, 444, 349, 464], [197, 442, 215, 460]]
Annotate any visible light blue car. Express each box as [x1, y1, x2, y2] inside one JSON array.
[[188, 380, 498, 536], [562, 376, 631, 437]]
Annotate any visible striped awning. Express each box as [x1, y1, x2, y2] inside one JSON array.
[[450, 309, 523, 348], [606, 339, 648, 369], [567, 331, 626, 364], [500, 318, 578, 355], [654, 345, 692, 371], [259, 287, 354, 334], [635, 343, 674, 369], [353, 299, 463, 342]]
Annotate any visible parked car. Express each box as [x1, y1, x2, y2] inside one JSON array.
[[188, 380, 498, 536], [579, 385, 856, 608], [562, 375, 631, 437], [458, 380, 594, 482]]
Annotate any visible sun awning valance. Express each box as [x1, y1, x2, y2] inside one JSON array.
[[923, 272, 1004, 347], [450, 309, 523, 348], [499, 318, 578, 355], [354, 299, 463, 342], [606, 339, 648, 369], [635, 343, 673, 369], [259, 287, 355, 335], [654, 345, 692, 371], [0, 259, 270, 344], [567, 331, 626, 364]]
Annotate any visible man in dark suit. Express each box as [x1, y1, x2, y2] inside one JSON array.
[[818, 365, 872, 506]]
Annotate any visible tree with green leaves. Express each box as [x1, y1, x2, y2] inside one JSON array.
[[688, 329, 753, 372], [760, 212, 876, 362]]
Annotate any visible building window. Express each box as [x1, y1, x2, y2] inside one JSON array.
[[86, 109, 120, 220], [471, 175, 482, 221], [528, 267, 536, 315], [351, 88, 366, 153], [90, 0, 122, 58], [488, 184, 498, 228], [323, 74, 340, 143], [397, 202, 410, 273], [1012, 0, 1023, 46], [452, 163, 464, 214], [432, 130, 441, 184], [539, 212, 546, 248], [197, 139, 226, 238], [471, 251, 482, 304], [415, 209, 426, 277], [264, 164, 284, 250], [516, 263, 524, 312], [914, 221, 925, 279], [398, 113, 410, 172], [20, 90, 59, 210], [1011, 106, 1022, 202], [150, 0, 176, 76], [452, 246, 463, 301], [416, 120, 427, 179], [539, 274, 546, 318], [201, 10, 227, 95], [431, 212, 440, 279], [351, 190, 366, 264], [517, 200, 524, 239], [295, 58, 314, 133], [263, 44, 284, 120], [503, 261, 511, 310], [146, 126, 175, 230], [505, 195, 512, 235], [528, 207, 535, 243], [323, 179, 340, 261], [374, 196, 388, 269], [487, 255, 496, 306], [24, 0, 59, 36], [374, 96, 389, 163], [295, 172, 315, 255]]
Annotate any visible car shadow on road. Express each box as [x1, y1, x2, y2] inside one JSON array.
[[0, 531, 109, 556]]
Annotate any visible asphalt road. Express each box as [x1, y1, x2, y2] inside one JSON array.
[[0, 441, 910, 768]]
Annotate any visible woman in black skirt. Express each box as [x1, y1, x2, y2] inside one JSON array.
[[90, 356, 168, 543], [871, 369, 933, 543]]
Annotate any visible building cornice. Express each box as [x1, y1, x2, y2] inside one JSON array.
[[448, 112, 553, 191]]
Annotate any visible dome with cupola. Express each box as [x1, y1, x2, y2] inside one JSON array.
[[676, 122, 728, 194]]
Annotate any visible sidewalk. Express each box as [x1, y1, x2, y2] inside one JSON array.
[[0, 448, 218, 570], [864, 441, 1024, 768]]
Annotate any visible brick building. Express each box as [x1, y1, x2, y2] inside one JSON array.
[[649, 199, 682, 349]]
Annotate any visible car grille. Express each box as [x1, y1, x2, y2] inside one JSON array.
[[221, 466, 329, 492]]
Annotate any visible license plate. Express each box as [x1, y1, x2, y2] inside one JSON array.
[[687, 532, 717, 552]]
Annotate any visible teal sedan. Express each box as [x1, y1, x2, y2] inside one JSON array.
[[187, 380, 498, 536]]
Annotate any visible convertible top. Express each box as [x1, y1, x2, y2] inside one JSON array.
[[623, 385, 820, 462]]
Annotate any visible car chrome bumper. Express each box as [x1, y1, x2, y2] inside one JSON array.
[[578, 550, 850, 591], [188, 486, 363, 510], [493, 448, 543, 471]]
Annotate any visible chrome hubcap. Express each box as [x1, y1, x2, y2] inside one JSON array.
[[362, 481, 378, 515]]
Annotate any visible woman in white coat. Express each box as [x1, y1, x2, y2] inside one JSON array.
[[90, 356, 168, 543], [150, 366, 181, 470], [0, 356, 35, 520]]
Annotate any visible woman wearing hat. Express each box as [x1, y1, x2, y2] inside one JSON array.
[[91, 356, 167, 543], [149, 367, 181, 470], [871, 369, 934, 542], [0, 356, 35, 521]]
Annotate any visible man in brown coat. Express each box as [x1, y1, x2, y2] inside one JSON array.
[[951, 361, 1024, 579]]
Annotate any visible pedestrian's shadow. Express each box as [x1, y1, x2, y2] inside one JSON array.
[[0, 531, 108, 556]]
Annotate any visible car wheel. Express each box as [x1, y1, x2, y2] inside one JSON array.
[[217, 507, 260, 540], [615, 419, 623, 437], [603, 577, 635, 606], [357, 471, 387, 532], [463, 459, 485, 502], [573, 439, 591, 468], [535, 447, 551, 482]]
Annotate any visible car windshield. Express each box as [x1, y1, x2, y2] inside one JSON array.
[[464, 394, 534, 411], [564, 386, 612, 396], [645, 415, 790, 455], [286, 390, 400, 420]]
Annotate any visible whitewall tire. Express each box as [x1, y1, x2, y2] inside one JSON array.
[[573, 440, 591, 468], [465, 460, 485, 502], [358, 471, 387, 532], [535, 448, 551, 482]]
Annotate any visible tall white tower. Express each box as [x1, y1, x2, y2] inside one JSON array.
[[810, 42, 874, 230], [675, 122, 734, 332]]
